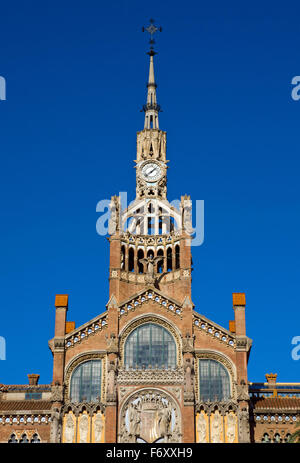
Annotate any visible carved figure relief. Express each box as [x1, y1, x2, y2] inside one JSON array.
[[108, 196, 120, 235], [157, 402, 172, 440], [139, 255, 165, 284], [93, 413, 104, 443], [64, 414, 75, 443], [119, 389, 181, 443], [79, 414, 89, 443], [238, 408, 250, 443], [196, 413, 207, 443], [226, 413, 237, 443], [211, 410, 223, 443]]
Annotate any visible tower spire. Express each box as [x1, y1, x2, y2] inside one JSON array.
[[142, 19, 162, 130]]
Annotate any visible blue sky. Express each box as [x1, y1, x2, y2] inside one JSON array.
[[0, 0, 300, 385]]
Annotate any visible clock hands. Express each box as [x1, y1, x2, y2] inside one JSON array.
[[146, 167, 156, 177]]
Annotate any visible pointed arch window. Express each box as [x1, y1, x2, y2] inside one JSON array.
[[20, 433, 29, 443], [8, 433, 18, 443], [31, 433, 41, 443], [262, 433, 270, 443]]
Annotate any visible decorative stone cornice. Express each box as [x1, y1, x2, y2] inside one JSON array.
[[64, 313, 108, 350], [120, 231, 182, 246], [119, 287, 183, 319], [117, 367, 184, 385], [61, 402, 106, 416], [53, 337, 65, 351], [193, 313, 236, 349], [195, 401, 238, 414], [235, 335, 252, 352]]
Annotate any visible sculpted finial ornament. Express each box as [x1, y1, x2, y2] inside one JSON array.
[[181, 196, 193, 234], [182, 333, 194, 353], [236, 380, 250, 401], [139, 255, 165, 285], [105, 333, 119, 353], [107, 358, 118, 402], [184, 357, 195, 402], [108, 195, 120, 235]]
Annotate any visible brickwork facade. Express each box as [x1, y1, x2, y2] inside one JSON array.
[[1, 41, 300, 444]]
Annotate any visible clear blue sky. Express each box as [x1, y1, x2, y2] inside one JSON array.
[[0, 0, 300, 385]]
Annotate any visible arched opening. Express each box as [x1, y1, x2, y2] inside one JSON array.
[[137, 249, 144, 273], [8, 433, 18, 443], [70, 360, 102, 403], [158, 207, 163, 234], [147, 217, 155, 235], [274, 433, 281, 443], [20, 434, 29, 443], [31, 433, 40, 443], [128, 247, 134, 272], [147, 249, 154, 258], [167, 247, 172, 272], [121, 245, 125, 270], [175, 244, 180, 269], [198, 359, 231, 402], [262, 433, 270, 443], [157, 248, 164, 273], [124, 323, 176, 370]]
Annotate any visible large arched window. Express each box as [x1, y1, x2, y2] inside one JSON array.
[[198, 359, 231, 402], [70, 360, 102, 403], [124, 323, 176, 370]]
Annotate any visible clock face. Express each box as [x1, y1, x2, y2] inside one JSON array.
[[141, 162, 162, 182]]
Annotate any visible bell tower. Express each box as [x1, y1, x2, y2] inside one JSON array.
[[107, 21, 193, 306], [136, 48, 167, 200]]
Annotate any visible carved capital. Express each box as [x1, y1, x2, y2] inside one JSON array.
[[51, 385, 64, 402]]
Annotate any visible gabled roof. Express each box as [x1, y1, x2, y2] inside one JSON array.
[[193, 310, 237, 350], [118, 286, 192, 319]]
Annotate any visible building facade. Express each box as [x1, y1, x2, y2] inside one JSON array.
[[1, 37, 300, 444]]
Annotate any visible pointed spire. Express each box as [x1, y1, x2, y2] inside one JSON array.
[[143, 51, 161, 129], [142, 20, 162, 130]]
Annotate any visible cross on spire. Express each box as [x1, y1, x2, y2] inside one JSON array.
[[142, 19, 162, 52]]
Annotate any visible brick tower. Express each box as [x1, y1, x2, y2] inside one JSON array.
[[1, 22, 300, 446], [47, 25, 253, 444]]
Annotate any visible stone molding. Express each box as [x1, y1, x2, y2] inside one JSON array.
[[117, 367, 184, 385]]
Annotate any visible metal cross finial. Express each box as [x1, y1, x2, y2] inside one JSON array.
[[142, 19, 162, 50]]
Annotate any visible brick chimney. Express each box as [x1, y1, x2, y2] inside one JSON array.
[[233, 292, 246, 336], [266, 373, 277, 386], [28, 374, 40, 385]]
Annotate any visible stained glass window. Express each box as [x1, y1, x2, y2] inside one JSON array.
[[70, 360, 102, 403], [198, 359, 230, 401], [125, 323, 176, 369]]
